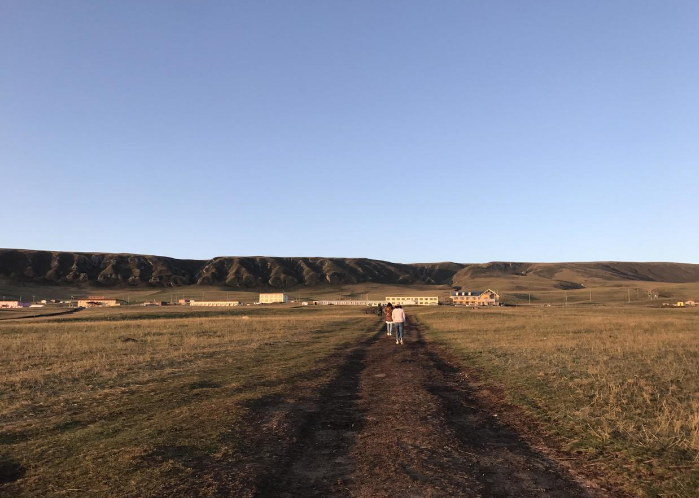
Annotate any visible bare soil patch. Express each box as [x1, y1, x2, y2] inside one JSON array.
[[236, 318, 625, 497]]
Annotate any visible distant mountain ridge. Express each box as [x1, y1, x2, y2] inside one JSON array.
[[0, 249, 455, 288], [1, 249, 698, 288]]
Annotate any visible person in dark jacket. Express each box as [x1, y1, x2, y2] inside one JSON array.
[[383, 302, 394, 336]]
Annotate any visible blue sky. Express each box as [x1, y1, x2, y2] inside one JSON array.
[[2, 1, 698, 263]]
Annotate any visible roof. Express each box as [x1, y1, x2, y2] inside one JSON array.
[[191, 300, 239, 303], [451, 289, 499, 297]]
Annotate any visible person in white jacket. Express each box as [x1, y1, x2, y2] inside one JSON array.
[[391, 305, 406, 345]]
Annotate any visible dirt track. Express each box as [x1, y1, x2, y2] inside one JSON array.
[[244, 317, 623, 497]]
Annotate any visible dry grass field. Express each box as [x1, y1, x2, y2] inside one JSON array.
[[0, 306, 379, 497], [2, 302, 698, 497], [414, 306, 699, 497]]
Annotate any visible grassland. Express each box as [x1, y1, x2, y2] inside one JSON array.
[[414, 306, 699, 497], [3, 301, 698, 497], [0, 306, 379, 497]]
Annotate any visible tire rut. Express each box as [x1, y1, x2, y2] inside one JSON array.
[[346, 317, 602, 497], [253, 328, 382, 497], [252, 316, 620, 497]]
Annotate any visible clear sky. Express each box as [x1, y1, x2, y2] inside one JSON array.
[[2, 1, 698, 263]]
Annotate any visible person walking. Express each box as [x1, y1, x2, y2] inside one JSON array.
[[392, 304, 406, 345], [383, 302, 394, 336]]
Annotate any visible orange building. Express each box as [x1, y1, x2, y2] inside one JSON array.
[[450, 289, 499, 307]]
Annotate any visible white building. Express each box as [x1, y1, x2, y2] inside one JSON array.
[[0, 301, 30, 309], [77, 298, 120, 307], [259, 293, 288, 304], [368, 300, 387, 306], [385, 296, 439, 306], [190, 300, 240, 307], [318, 300, 368, 306]]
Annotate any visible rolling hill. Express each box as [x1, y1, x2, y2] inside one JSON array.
[[1, 249, 698, 290]]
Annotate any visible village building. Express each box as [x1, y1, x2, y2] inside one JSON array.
[[684, 300, 697, 307], [318, 300, 369, 306], [190, 300, 240, 307], [368, 300, 388, 306], [77, 297, 120, 307], [385, 296, 439, 306], [315, 299, 389, 306], [0, 301, 30, 309], [178, 299, 192, 305], [259, 293, 288, 304], [450, 289, 500, 307]]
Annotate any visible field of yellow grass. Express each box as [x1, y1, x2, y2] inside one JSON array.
[[414, 306, 699, 497], [0, 307, 379, 497], [3, 303, 698, 497]]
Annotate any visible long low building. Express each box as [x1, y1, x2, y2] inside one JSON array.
[[77, 298, 120, 307], [385, 296, 439, 306], [317, 300, 371, 306], [190, 300, 240, 307], [0, 301, 30, 308], [450, 289, 499, 306]]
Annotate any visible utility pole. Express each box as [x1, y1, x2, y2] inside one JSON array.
[[565, 291, 568, 306], [628, 288, 631, 304], [528, 293, 531, 305]]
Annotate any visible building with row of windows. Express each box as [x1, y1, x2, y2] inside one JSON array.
[[316, 297, 442, 306], [190, 300, 240, 307], [259, 293, 288, 304], [450, 289, 499, 306], [317, 300, 373, 306], [385, 296, 439, 306]]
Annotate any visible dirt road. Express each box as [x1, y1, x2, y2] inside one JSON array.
[[246, 318, 621, 497]]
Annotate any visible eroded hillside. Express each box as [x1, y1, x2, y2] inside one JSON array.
[[1, 249, 698, 289], [0, 250, 455, 288]]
